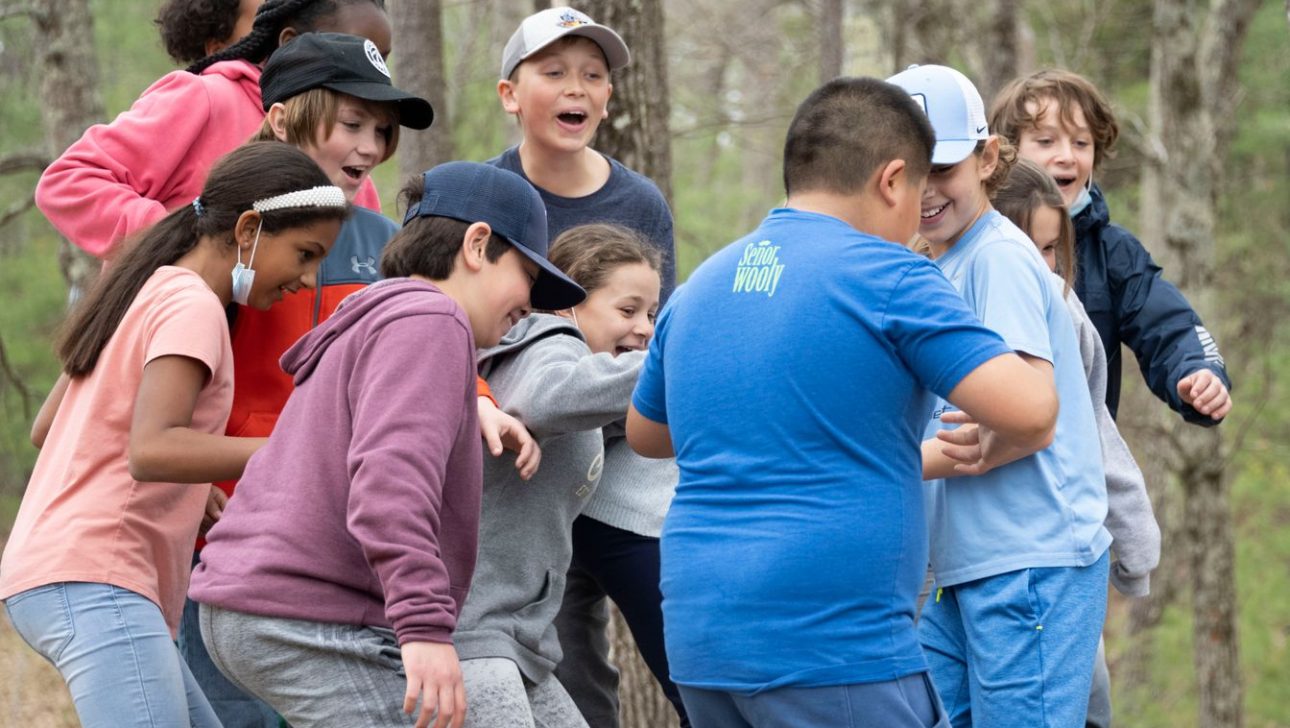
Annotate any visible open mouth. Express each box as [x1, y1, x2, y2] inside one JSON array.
[[557, 110, 588, 127], [342, 165, 367, 183], [1053, 175, 1077, 189], [921, 202, 949, 220]]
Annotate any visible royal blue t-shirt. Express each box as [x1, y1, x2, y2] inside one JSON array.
[[923, 210, 1111, 587], [632, 208, 1012, 692]]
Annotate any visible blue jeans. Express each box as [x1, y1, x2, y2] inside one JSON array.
[[678, 672, 948, 728], [3, 581, 221, 728], [179, 553, 281, 727], [920, 552, 1110, 728]]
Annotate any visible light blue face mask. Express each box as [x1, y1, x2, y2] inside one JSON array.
[[230, 220, 262, 306], [1068, 181, 1093, 218]]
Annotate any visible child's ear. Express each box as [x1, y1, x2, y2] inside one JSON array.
[[602, 83, 613, 120], [875, 159, 908, 208], [233, 211, 262, 249], [278, 26, 299, 48], [977, 137, 1001, 180], [460, 222, 494, 273], [497, 79, 520, 115], [265, 104, 291, 143]]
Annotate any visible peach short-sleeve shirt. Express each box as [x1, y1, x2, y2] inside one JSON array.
[[0, 266, 232, 635]]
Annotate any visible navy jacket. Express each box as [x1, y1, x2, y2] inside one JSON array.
[[1072, 185, 1230, 425]]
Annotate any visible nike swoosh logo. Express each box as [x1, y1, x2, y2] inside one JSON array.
[[976, 125, 987, 134]]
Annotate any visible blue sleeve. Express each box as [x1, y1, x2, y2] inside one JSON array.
[[1105, 226, 1230, 425], [884, 260, 1012, 399], [963, 241, 1054, 363], [632, 297, 672, 424]]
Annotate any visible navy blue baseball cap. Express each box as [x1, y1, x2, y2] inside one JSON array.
[[403, 162, 586, 310]]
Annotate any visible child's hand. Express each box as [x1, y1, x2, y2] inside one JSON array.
[[477, 397, 542, 480], [1177, 369, 1231, 420], [199, 486, 228, 537], [400, 641, 465, 728], [936, 411, 1032, 476]]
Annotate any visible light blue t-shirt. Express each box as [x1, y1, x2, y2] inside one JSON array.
[[632, 208, 1012, 692], [924, 210, 1111, 587]]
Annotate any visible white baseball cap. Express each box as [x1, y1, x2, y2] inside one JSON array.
[[886, 65, 989, 165], [500, 7, 630, 80]]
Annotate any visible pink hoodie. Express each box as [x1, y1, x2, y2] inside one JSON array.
[[36, 60, 380, 258]]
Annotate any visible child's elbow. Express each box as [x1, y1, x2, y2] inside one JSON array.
[[1018, 386, 1059, 451], [127, 444, 162, 482]]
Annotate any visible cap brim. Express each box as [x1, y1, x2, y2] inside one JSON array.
[[508, 241, 587, 310], [518, 25, 631, 75], [931, 139, 977, 165], [326, 81, 435, 130]]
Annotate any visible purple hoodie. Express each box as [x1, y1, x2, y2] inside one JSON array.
[[190, 279, 482, 645]]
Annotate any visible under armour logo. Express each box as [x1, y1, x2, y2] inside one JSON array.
[[351, 256, 378, 276]]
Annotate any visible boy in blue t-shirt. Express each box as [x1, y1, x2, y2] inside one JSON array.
[[627, 77, 1061, 728], [889, 64, 1112, 728]]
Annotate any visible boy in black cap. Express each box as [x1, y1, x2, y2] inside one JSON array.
[[191, 162, 584, 728]]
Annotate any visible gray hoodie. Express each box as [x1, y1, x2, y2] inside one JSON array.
[[1063, 283, 1161, 597], [454, 314, 645, 681]]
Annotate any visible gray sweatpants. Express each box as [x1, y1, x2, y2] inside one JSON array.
[[461, 657, 588, 728], [199, 603, 419, 727]]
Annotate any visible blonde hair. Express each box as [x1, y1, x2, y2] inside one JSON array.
[[254, 87, 399, 162], [547, 224, 661, 296], [992, 158, 1076, 293], [989, 69, 1119, 169]]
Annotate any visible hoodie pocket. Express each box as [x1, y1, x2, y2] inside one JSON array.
[[510, 569, 565, 654]]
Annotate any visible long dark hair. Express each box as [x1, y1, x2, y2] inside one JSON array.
[[57, 142, 346, 376], [186, 0, 386, 74]]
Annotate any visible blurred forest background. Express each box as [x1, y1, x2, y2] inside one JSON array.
[[0, 0, 1287, 726]]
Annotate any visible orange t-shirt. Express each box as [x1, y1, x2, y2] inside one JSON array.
[[0, 266, 232, 635]]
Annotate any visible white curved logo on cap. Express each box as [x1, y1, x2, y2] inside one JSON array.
[[364, 39, 390, 78]]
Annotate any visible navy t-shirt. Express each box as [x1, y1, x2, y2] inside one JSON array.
[[632, 208, 1011, 692], [486, 146, 676, 302]]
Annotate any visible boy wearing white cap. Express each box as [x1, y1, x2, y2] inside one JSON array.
[[887, 64, 1111, 728], [488, 8, 686, 727]]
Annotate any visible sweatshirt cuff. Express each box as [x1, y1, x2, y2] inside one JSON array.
[[1109, 560, 1151, 598], [394, 625, 454, 647]]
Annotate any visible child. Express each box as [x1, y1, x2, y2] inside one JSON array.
[[35, 0, 390, 261], [489, 6, 675, 301], [627, 76, 1058, 728], [156, 0, 262, 65], [177, 31, 432, 727], [455, 223, 662, 728], [489, 9, 681, 721], [0, 142, 347, 727], [993, 158, 1162, 728], [989, 69, 1232, 425], [888, 64, 1110, 728], [188, 162, 585, 727]]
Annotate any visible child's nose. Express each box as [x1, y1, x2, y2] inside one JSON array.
[[300, 268, 318, 289]]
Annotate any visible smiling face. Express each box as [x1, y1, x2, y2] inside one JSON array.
[[919, 144, 996, 251], [472, 247, 540, 348], [301, 96, 394, 201], [1016, 97, 1095, 208], [244, 218, 341, 310], [570, 262, 660, 356], [499, 37, 612, 156]]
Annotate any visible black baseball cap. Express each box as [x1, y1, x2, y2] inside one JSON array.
[[260, 33, 434, 130], [403, 162, 587, 310]]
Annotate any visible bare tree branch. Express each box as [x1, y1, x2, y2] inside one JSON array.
[[0, 2, 43, 23], [0, 334, 35, 421], [0, 153, 50, 176], [0, 195, 37, 230]]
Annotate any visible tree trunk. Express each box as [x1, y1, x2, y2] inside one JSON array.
[[391, 0, 455, 180], [581, 0, 674, 206], [24, 0, 105, 296], [1140, 0, 1260, 723], [818, 0, 844, 82], [608, 604, 680, 728], [976, 0, 1020, 102]]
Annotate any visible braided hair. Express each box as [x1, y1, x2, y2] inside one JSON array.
[[185, 0, 385, 74]]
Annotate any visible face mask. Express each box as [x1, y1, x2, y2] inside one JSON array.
[[231, 220, 262, 306], [1068, 180, 1093, 218]]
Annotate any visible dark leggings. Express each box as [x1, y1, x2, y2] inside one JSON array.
[[553, 516, 690, 728]]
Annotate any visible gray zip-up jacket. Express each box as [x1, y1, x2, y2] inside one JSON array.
[[454, 314, 645, 681], [1064, 283, 1161, 597]]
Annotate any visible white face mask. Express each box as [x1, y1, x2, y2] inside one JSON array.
[[1068, 179, 1094, 218], [230, 220, 262, 306]]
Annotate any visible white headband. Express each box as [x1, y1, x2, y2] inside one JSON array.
[[252, 186, 347, 213]]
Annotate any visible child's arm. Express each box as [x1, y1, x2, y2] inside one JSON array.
[[626, 404, 673, 459], [497, 338, 646, 440], [30, 373, 71, 448], [1104, 227, 1231, 423], [477, 396, 540, 480], [35, 71, 216, 258], [129, 355, 265, 483]]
